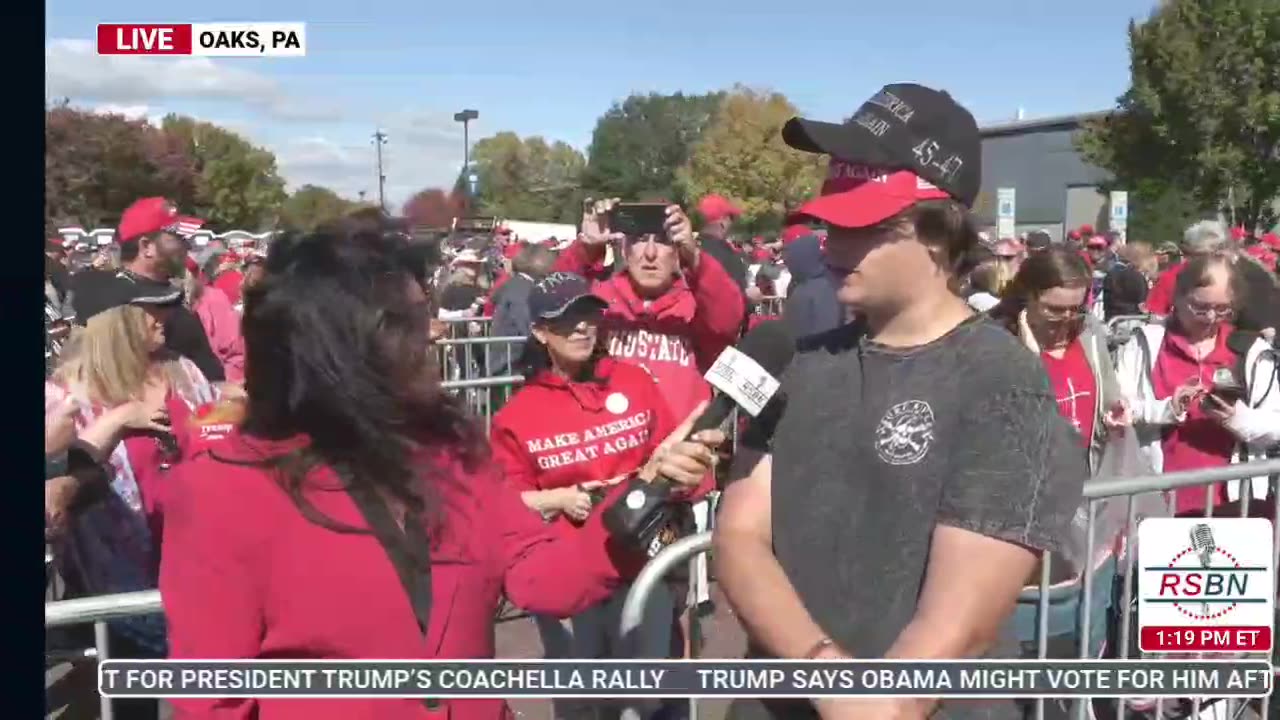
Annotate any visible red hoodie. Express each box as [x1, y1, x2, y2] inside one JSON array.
[[212, 269, 245, 307], [552, 240, 745, 423], [491, 358, 702, 579]]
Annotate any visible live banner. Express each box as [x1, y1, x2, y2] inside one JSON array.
[[101, 660, 1271, 699]]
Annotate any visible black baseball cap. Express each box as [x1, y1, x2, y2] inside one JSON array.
[[528, 272, 607, 321], [75, 272, 182, 325], [782, 83, 982, 228]]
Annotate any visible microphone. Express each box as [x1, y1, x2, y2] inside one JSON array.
[[602, 321, 796, 557], [1189, 523, 1216, 615]]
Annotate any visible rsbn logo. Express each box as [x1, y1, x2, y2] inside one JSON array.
[[1150, 522, 1259, 620], [1138, 517, 1274, 653]]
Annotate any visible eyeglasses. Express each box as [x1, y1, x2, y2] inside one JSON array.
[[1183, 298, 1234, 320], [1033, 302, 1087, 320]]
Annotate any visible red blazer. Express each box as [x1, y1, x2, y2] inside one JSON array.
[[160, 430, 623, 720]]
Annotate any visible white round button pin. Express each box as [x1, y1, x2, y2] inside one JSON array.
[[605, 392, 629, 415], [625, 489, 646, 510]]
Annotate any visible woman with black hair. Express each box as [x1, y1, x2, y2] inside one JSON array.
[[988, 247, 1131, 474], [160, 231, 721, 720], [489, 271, 722, 720]]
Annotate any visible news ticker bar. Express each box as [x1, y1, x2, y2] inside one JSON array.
[[100, 660, 1272, 699]]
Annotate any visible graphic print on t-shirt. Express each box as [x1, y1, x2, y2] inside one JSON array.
[[1054, 378, 1092, 434], [874, 400, 935, 465]]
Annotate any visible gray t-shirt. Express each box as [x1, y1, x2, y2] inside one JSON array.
[[728, 316, 1086, 720]]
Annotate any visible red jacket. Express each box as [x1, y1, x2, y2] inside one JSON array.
[[553, 241, 745, 423], [160, 431, 622, 720], [1145, 261, 1186, 316], [490, 358, 705, 579]]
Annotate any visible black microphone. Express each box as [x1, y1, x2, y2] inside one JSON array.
[[602, 321, 796, 557]]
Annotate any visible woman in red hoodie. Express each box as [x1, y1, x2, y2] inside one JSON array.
[[490, 271, 722, 720], [160, 229, 721, 720]]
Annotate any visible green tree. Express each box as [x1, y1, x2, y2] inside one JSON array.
[[581, 92, 724, 204], [45, 101, 196, 231], [280, 185, 364, 231], [678, 87, 826, 231], [466, 133, 586, 222], [1076, 0, 1280, 233], [161, 115, 288, 230]]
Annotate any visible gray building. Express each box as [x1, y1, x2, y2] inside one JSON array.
[[974, 112, 1114, 240]]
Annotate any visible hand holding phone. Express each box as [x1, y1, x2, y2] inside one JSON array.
[[608, 203, 670, 237]]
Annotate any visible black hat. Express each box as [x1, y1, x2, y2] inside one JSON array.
[[75, 272, 182, 325], [1026, 230, 1053, 252], [782, 83, 982, 216], [528, 272, 607, 321]]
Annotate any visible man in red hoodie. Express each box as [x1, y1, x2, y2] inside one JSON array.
[[553, 199, 745, 425]]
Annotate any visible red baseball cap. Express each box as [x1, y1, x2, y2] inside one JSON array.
[[1261, 232, 1280, 249], [697, 195, 741, 223], [780, 224, 812, 245], [118, 197, 204, 244], [791, 161, 951, 229], [1086, 235, 1108, 248]]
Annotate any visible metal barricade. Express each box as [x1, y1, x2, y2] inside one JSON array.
[[756, 296, 783, 317], [1104, 314, 1156, 358], [434, 336, 527, 431], [619, 457, 1280, 720], [46, 460, 1279, 720]]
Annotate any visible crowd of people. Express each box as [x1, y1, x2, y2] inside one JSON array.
[[43, 80, 1279, 720]]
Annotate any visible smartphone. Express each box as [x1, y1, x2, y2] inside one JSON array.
[[1203, 368, 1246, 408], [608, 203, 668, 237]]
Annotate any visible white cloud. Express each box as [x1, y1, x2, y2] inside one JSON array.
[[92, 103, 155, 123], [45, 38, 342, 123]]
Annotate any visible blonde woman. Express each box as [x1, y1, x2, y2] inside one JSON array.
[[44, 274, 216, 692], [965, 255, 1016, 312]]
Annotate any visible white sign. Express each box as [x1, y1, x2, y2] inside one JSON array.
[[1110, 191, 1129, 238], [1137, 518, 1273, 654], [704, 346, 780, 418], [996, 187, 1016, 240]]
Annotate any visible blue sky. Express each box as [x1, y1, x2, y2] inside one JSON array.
[[47, 0, 1159, 212]]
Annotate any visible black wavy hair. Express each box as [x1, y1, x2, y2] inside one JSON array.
[[239, 224, 486, 532]]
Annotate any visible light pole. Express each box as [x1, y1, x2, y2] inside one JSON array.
[[372, 130, 388, 213], [454, 109, 479, 214]]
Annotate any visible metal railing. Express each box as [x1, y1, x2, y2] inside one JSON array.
[[434, 335, 527, 431], [619, 457, 1280, 720]]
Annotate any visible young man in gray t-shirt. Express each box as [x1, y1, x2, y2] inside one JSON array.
[[714, 84, 1086, 720]]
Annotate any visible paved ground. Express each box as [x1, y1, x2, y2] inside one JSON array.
[[45, 585, 747, 720]]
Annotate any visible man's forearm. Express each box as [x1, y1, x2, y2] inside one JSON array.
[[714, 530, 836, 659]]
